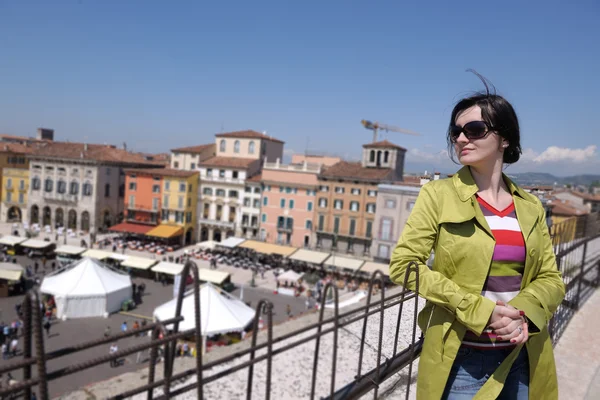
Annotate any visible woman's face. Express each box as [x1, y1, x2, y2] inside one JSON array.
[[453, 105, 504, 168]]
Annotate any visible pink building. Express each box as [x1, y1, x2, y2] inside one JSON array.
[[260, 160, 322, 248]]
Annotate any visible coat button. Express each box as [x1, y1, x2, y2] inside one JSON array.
[[530, 249, 536, 256]]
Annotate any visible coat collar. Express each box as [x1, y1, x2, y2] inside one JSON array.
[[451, 166, 534, 204]]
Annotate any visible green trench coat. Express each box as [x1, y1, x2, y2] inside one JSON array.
[[389, 166, 565, 400]]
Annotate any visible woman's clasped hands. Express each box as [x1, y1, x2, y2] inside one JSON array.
[[488, 300, 529, 345]]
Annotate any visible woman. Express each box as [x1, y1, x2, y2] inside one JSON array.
[[389, 78, 565, 399]]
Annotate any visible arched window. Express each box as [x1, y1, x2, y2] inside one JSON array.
[[384, 150, 390, 163], [234, 140, 240, 153], [216, 189, 225, 197], [248, 141, 255, 154], [219, 139, 226, 152], [83, 182, 92, 196], [44, 178, 53, 192], [376, 151, 382, 166], [32, 177, 41, 190], [369, 150, 375, 162], [57, 180, 66, 194], [70, 181, 79, 195]]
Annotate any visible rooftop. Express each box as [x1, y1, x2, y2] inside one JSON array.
[[124, 168, 198, 178], [215, 130, 284, 144], [28, 142, 165, 166], [171, 143, 216, 154], [0, 142, 38, 154], [320, 161, 394, 182], [549, 201, 589, 216], [570, 191, 600, 202], [362, 140, 406, 151], [199, 156, 258, 169], [246, 173, 262, 183]]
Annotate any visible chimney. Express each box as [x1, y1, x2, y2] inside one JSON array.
[[434, 172, 440, 180], [84, 143, 88, 151], [80, 152, 84, 159], [420, 176, 430, 186], [37, 128, 54, 141]]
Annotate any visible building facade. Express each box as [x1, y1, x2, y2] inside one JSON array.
[[170, 144, 215, 170], [162, 172, 198, 244], [241, 174, 262, 239], [1, 168, 30, 223], [259, 161, 321, 248], [371, 183, 421, 262]]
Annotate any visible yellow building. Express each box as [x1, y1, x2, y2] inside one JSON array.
[[1, 168, 30, 223], [160, 170, 199, 245]]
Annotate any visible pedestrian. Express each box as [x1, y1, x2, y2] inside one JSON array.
[[286, 304, 292, 318], [1, 342, 7, 360], [34, 262, 39, 274], [140, 320, 147, 337], [31, 391, 37, 400], [109, 343, 119, 367], [132, 283, 137, 300], [43, 318, 51, 337], [104, 325, 111, 338], [139, 282, 146, 297], [112, 244, 117, 253], [10, 337, 18, 358], [121, 321, 128, 332], [133, 320, 140, 332], [51, 262, 56, 272], [389, 78, 565, 399]]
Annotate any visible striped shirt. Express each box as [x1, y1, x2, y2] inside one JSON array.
[[462, 195, 525, 349]]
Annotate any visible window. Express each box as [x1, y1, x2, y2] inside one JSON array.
[[279, 186, 284, 192], [249, 141, 255, 154], [33, 165, 41, 170], [129, 182, 136, 190], [228, 190, 238, 198], [106, 167, 111, 175], [206, 169, 213, 177], [334, 200, 343, 210], [203, 187, 213, 195], [153, 184, 160, 193], [72, 168, 78, 174], [179, 182, 186, 192], [104, 184, 110, 197], [385, 199, 397, 209], [368, 190, 377, 197], [366, 221, 373, 238], [32, 177, 41, 190], [6, 178, 11, 188], [349, 219, 356, 236], [219, 139, 226, 152], [253, 199, 260, 208], [216, 189, 225, 197], [294, 188, 298, 194], [263, 197, 268, 206], [280, 198, 285, 208], [306, 220, 312, 230], [266, 185, 271, 191], [262, 213, 267, 223], [319, 198, 327, 208], [277, 216, 285, 228], [351, 188, 361, 195], [254, 187, 261, 194], [129, 195, 135, 208], [188, 197, 191, 206], [319, 185, 329, 192], [203, 204, 210, 218], [384, 151, 389, 163], [366, 203, 376, 213], [152, 198, 159, 210], [289, 200, 295, 209], [178, 196, 184, 208], [173, 161, 179, 168], [350, 201, 359, 212], [232, 171, 238, 179], [333, 217, 340, 234], [407, 201, 415, 211], [243, 198, 251, 207], [380, 218, 393, 241], [245, 187, 251, 193], [70, 181, 79, 195], [286, 187, 292, 193], [186, 212, 192, 223], [234, 140, 240, 153], [44, 178, 53, 192], [307, 201, 313, 211], [19, 180, 24, 190], [335, 186, 344, 194], [163, 195, 169, 208], [57, 180, 66, 194], [18, 193, 24, 204], [6, 192, 11, 203], [165, 181, 170, 190], [318, 215, 325, 231], [378, 245, 390, 259], [369, 150, 375, 162], [83, 182, 92, 196], [219, 170, 225, 178], [162, 210, 169, 221]]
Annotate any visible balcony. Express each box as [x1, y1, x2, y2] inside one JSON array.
[[42, 192, 78, 205], [5, 185, 14, 192], [241, 219, 258, 228], [197, 218, 235, 229], [18, 184, 28, 192], [277, 224, 293, 233], [127, 204, 159, 212], [202, 175, 245, 185]]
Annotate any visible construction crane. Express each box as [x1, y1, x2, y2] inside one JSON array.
[[361, 120, 420, 143]]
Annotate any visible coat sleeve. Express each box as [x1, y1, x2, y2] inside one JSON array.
[[389, 182, 495, 336], [508, 204, 566, 333]]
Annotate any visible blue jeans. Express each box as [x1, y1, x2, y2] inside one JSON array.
[[442, 346, 529, 399]]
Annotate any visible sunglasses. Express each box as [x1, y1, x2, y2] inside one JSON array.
[[449, 121, 492, 142]]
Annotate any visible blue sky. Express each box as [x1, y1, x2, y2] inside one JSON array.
[[1, 0, 598, 176]]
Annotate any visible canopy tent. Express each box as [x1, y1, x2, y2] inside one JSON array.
[[198, 269, 231, 285], [55, 245, 86, 256], [360, 261, 390, 277], [151, 262, 185, 276], [0, 236, 27, 246], [289, 249, 329, 265], [40, 257, 132, 319], [323, 255, 365, 272], [218, 237, 246, 248], [153, 284, 255, 334], [196, 240, 218, 250], [0, 263, 24, 281], [21, 239, 53, 250], [276, 270, 304, 282], [146, 225, 183, 239], [81, 249, 127, 262], [121, 256, 158, 271], [108, 222, 154, 235], [238, 240, 297, 257]]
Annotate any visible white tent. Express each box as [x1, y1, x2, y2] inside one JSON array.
[[40, 257, 132, 319], [276, 270, 304, 282], [153, 283, 255, 335]]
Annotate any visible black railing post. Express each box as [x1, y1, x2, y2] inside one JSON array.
[[575, 241, 588, 310]]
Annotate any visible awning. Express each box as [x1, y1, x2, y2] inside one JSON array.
[[146, 225, 184, 239], [21, 239, 53, 249], [218, 237, 246, 248], [238, 240, 297, 257], [198, 269, 231, 285], [0, 263, 24, 281], [121, 256, 157, 271], [196, 240, 218, 250], [55, 245, 87, 256], [151, 262, 185, 275], [108, 222, 154, 235], [360, 261, 390, 277], [81, 249, 128, 261], [323, 255, 365, 272], [277, 270, 304, 282], [0, 236, 27, 246], [289, 249, 330, 265]]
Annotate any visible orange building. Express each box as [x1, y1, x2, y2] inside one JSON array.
[[124, 170, 162, 226]]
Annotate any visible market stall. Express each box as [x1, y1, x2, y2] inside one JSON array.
[[55, 245, 87, 267], [21, 239, 56, 258], [0, 263, 25, 297], [0, 235, 27, 255]]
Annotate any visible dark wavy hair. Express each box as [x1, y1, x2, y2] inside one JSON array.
[[447, 70, 522, 164]]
